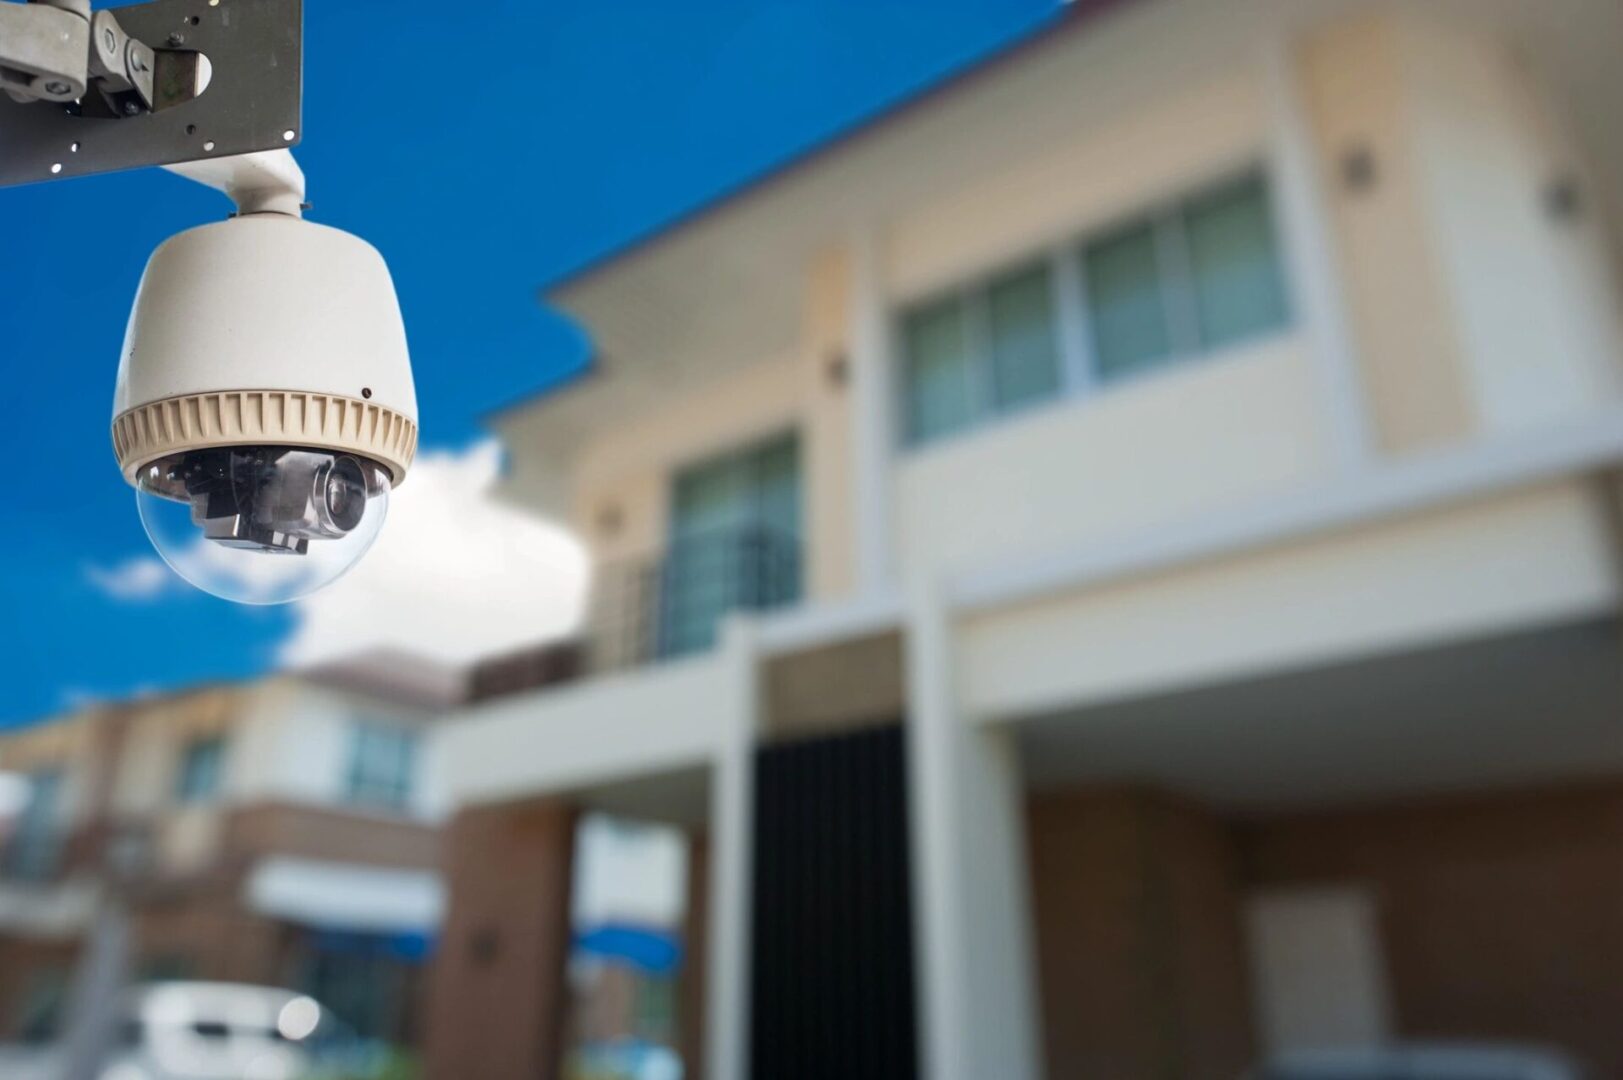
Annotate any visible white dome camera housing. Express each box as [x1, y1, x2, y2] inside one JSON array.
[[112, 152, 417, 604]]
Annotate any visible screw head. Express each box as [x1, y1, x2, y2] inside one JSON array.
[[168, 32, 185, 46], [122, 100, 141, 116], [103, 27, 116, 51], [44, 80, 71, 96]]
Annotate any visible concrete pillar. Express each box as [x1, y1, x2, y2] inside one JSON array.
[[847, 226, 896, 593], [904, 583, 1042, 1080], [705, 620, 759, 1080], [1259, 32, 1374, 471], [423, 797, 577, 1080]]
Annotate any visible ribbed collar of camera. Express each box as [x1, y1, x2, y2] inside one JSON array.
[[112, 390, 417, 487]]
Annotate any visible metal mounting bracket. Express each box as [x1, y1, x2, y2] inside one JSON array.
[[0, 0, 301, 188]]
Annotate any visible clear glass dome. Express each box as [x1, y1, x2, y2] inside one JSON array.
[[136, 446, 390, 605]]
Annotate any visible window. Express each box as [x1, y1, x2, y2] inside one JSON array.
[[345, 722, 417, 812], [4, 770, 64, 880], [900, 261, 1062, 445], [662, 433, 802, 658], [175, 736, 224, 804], [1085, 171, 1287, 379], [900, 168, 1290, 446]]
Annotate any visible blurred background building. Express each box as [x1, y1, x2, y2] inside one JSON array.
[[0, 652, 461, 1054], [423, 1, 1623, 1080]]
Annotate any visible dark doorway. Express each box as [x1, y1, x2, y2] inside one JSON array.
[[749, 722, 918, 1080]]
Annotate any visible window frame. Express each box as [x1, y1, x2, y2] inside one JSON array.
[[894, 162, 1291, 450]]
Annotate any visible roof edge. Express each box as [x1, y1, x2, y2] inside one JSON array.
[[534, 0, 1133, 303]]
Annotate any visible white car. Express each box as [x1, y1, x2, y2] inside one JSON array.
[[1252, 1043, 1587, 1080], [0, 981, 380, 1080]]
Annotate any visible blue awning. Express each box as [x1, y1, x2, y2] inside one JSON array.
[[574, 923, 683, 974]]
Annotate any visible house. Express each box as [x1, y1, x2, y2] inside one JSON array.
[[0, 651, 462, 1048], [427, 1, 1623, 1078]]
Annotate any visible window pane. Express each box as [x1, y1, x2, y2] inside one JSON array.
[[748, 436, 802, 550], [988, 262, 1060, 411], [176, 738, 223, 804], [1184, 174, 1289, 349], [1084, 220, 1172, 380], [901, 296, 974, 444]]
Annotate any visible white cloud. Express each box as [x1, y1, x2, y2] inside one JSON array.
[[0, 772, 31, 819], [58, 687, 105, 710], [84, 556, 174, 600], [275, 440, 588, 667]]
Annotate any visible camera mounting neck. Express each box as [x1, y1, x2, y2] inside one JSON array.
[[165, 148, 305, 217]]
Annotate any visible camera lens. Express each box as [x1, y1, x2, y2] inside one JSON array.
[[135, 447, 392, 605], [322, 455, 368, 533]]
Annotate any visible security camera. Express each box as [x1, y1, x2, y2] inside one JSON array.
[[112, 151, 417, 604], [3, 1, 414, 604]]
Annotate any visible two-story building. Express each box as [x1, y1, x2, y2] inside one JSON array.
[[0, 651, 461, 1048], [428, 1, 1623, 1078]]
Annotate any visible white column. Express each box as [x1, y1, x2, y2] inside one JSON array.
[[848, 226, 897, 593], [905, 582, 1042, 1080], [1261, 33, 1375, 471], [706, 618, 759, 1080]]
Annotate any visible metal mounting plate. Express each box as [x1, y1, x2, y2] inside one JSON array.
[[0, 0, 301, 188]]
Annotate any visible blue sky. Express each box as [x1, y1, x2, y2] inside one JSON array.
[[0, 0, 1059, 728]]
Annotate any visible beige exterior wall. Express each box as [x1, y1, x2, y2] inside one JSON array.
[[882, 69, 1267, 303], [1398, 16, 1623, 430], [896, 336, 1331, 579], [1300, 14, 1474, 454], [802, 246, 857, 599], [566, 322, 854, 606], [1301, 13, 1623, 454]]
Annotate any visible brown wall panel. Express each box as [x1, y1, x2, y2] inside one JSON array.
[[1240, 780, 1623, 1078], [424, 798, 576, 1080], [1026, 787, 1255, 1080]]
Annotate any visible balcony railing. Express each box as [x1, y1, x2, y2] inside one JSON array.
[[588, 525, 801, 672]]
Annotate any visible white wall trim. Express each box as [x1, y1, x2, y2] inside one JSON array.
[[904, 582, 1042, 1080], [848, 226, 898, 593], [755, 585, 904, 656], [951, 410, 1623, 615]]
